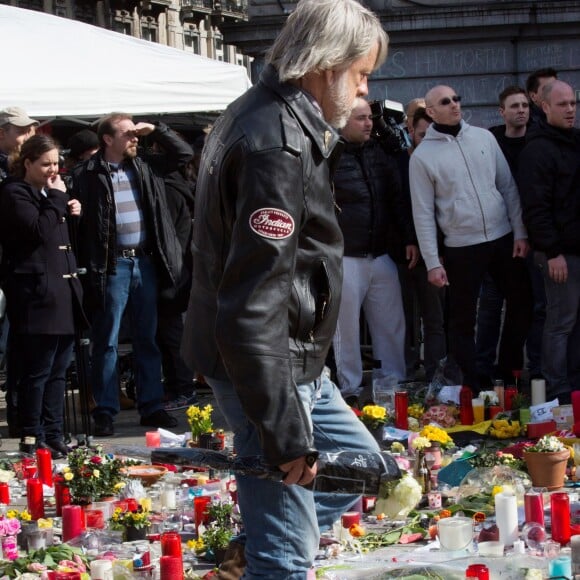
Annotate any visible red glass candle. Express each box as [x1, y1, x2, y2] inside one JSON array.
[[22, 458, 37, 480], [459, 386, 474, 425], [0, 482, 10, 505], [36, 448, 53, 487], [551, 492, 571, 545], [489, 405, 503, 420], [194, 496, 211, 533], [161, 531, 182, 557], [62, 505, 84, 542], [160, 555, 184, 580], [466, 564, 490, 580], [504, 387, 517, 411], [54, 573, 81, 580], [26, 478, 44, 520], [572, 391, 580, 423], [524, 490, 545, 527], [54, 478, 71, 517], [145, 431, 161, 448], [341, 511, 360, 528], [84, 509, 105, 529], [126, 498, 139, 512], [394, 391, 408, 430]]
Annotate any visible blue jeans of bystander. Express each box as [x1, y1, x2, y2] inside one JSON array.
[[90, 256, 163, 418], [207, 372, 380, 579]]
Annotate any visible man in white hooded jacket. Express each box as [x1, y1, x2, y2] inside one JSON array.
[[409, 84, 532, 392]]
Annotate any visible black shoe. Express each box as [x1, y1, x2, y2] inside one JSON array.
[[37, 441, 67, 460], [93, 414, 114, 437], [140, 409, 178, 428], [45, 439, 71, 458]]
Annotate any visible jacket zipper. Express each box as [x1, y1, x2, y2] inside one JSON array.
[[456, 139, 488, 239]]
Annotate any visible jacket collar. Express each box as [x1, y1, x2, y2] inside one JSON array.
[[260, 64, 340, 159], [85, 150, 140, 174]]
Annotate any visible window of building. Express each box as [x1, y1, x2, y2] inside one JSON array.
[[16, 0, 43, 11], [184, 27, 200, 54]]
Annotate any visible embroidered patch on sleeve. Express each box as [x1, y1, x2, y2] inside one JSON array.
[[249, 208, 295, 240]]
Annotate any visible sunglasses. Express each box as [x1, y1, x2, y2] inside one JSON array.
[[439, 95, 462, 106]]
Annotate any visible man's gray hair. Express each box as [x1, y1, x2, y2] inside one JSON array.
[[266, 0, 389, 82]]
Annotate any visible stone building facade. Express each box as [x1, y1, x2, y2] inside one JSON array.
[[1, 0, 251, 71], [222, 0, 580, 127]]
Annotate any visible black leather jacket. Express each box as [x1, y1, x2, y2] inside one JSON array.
[[334, 139, 415, 260], [71, 124, 192, 313], [182, 65, 344, 467], [518, 120, 580, 258]]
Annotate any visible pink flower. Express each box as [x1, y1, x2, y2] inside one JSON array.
[[73, 554, 86, 572], [5, 518, 20, 535], [29, 563, 48, 572], [90, 456, 103, 464]]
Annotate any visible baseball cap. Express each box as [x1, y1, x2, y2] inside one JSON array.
[[0, 106, 39, 128]]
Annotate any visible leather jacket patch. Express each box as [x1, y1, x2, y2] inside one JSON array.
[[249, 208, 295, 239]]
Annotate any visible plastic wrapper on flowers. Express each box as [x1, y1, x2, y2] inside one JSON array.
[[455, 465, 531, 515], [316, 563, 466, 579]]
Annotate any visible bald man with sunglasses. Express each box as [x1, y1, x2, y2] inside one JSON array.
[[409, 85, 532, 392]]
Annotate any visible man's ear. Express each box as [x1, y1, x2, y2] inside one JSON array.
[[103, 134, 113, 148]]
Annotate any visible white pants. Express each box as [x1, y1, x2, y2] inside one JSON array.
[[333, 255, 406, 396]]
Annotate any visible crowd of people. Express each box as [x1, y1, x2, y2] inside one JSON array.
[[0, 0, 578, 576]]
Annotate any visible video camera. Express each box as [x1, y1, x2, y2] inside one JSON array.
[[369, 99, 411, 154]]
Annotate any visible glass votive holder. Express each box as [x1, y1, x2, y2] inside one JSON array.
[[26, 529, 48, 552], [544, 539, 562, 558]]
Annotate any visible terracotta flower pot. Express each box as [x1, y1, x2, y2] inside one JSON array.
[[524, 449, 570, 490]]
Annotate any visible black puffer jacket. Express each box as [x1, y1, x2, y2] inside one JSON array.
[[71, 124, 192, 314], [518, 120, 580, 258], [182, 65, 344, 467], [334, 139, 415, 261]]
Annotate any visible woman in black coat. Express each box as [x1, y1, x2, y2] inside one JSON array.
[[0, 134, 86, 458]]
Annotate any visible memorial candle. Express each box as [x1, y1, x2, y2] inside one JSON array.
[[524, 488, 545, 527], [531, 379, 546, 406], [36, 448, 53, 487], [62, 505, 84, 542], [0, 482, 10, 505], [495, 491, 518, 546], [26, 478, 44, 520], [551, 492, 571, 545], [394, 391, 408, 430], [160, 556, 183, 580]]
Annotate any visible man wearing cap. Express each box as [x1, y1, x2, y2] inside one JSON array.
[[0, 107, 38, 182], [0, 106, 38, 439]]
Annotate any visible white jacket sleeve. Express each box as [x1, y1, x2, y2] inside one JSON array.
[[409, 153, 442, 271]]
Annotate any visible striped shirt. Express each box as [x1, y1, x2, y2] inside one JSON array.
[[109, 162, 146, 249]]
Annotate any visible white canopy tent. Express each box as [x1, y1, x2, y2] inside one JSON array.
[[0, 5, 252, 120]]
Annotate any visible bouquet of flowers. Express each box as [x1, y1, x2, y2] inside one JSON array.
[[109, 504, 151, 532], [64, 446, 126, 504], [358, 405, 388, 430], [186, 404, 214, 441], [526, 435, 567, 453], [5, 509, 31, 523], [0, 517, 21, 537], [420, 425, 454, 450]]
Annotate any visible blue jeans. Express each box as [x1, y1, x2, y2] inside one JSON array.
[[536, 253, 580, 399], [90, 256, 163, 418], [207, 372, 379, 579]]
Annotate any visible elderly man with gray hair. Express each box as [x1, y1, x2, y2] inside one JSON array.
[[182, 0, 388, 577]]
